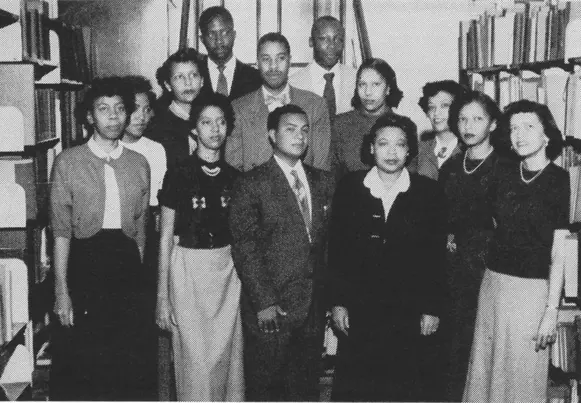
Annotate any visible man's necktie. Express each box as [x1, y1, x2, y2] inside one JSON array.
[[216, 64, 228, 96], [323, 72, 336, 118], [290, 169, 311, 237]]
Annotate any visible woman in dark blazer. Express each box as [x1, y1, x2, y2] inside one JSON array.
[[329, 113, 447, 402]]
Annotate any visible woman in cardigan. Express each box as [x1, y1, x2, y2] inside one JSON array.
[[332, 58, 403, 180], [329, 113, 447, 401], [463, 100, 569, 402], [156, 93, 243, 401], [50, 77, 154, 400], [438, 90, 501, 401]]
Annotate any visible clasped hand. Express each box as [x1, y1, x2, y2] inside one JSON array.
[[257, 305, 287, 333]]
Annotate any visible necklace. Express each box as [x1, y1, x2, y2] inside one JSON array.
[[519, 160, 550, 184], [463, 148, 494, 175]]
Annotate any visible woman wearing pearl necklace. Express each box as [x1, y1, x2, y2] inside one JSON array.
[[438, 90, 502, 402], [463, 100, 569, 403]]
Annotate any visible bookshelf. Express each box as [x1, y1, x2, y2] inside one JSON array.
[[0, 1, 89, 396]]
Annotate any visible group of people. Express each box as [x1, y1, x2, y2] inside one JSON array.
[[48, 5, 570, 403]]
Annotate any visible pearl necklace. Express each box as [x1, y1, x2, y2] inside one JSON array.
[[463, 148, 494, 175], [519, 160, 550, 184]]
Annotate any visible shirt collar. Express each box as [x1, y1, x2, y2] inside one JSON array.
[[262, 84, 291, 103], [309, 61, 340, 78], [169, 101, 190, 121], [363, 166, 410, 200], [273, 154, 304, 176], [434, 136, 458, 156], [208, 55, 236, 72], [88, 135, 123, 161]]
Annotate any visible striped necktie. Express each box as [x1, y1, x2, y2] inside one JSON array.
[[290, 169, 311, 236]]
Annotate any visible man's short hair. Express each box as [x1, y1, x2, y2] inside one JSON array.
[[257, 32, 290, 56], [267, 104, 307, 131], [311, 15, 343, 38], [199, 6, 234, 35]]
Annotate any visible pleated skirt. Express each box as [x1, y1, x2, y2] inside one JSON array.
[[463, 269, 549, 403], [169, 245, 244, 401]]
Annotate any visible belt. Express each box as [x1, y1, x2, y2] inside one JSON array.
[[178, 234, 230, 249]]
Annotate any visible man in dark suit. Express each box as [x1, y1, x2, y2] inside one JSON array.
[[198, 6, 261, 101], [229, 104, 334, 401], [225, 32, 332, 172]]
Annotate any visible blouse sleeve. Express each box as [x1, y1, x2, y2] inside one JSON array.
[[50, 153, 73, 239], [158, 167, 180, 210]]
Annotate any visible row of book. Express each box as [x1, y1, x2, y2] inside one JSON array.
[[23, 0, 51, 62], [551, 322, 576, 374], [58, 24, 90, 84], [60, 90, 84, 149], [460, 2, 574, 70], [34, 88, 57, 144]]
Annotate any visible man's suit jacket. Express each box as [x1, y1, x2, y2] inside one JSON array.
[[409, 133, 463, 181], [199, 58, 262, 101], [229, 158, 334, 330], [289, 62, 357, 115], [225, 86, 332, 172]]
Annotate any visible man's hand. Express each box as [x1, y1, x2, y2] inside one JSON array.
[[257, 305, 287, 333]]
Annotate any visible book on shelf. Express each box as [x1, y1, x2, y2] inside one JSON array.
[[461, 3, 572, 71]]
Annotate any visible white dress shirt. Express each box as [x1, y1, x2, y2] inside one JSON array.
[[87, 136, 123, 229], [273, 155, 312, 219], [434, 136, 458, 168], [364, 166, 411, 220], [307, 61, 341, 99], [121, 137, 167, 206], [207, 56, 237, 95]]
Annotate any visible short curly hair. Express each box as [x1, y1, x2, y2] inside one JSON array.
[[189, 93, 235, 137], [499, 99, 564, 160], [155, 48, 204, 90], [360, 113, 418, 166], [352, 58, 403, 109], [124, 75, 156, 107], [78, 76, 135, 128], [418, 80, 467, 113]]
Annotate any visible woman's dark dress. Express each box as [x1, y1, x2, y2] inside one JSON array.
[[438, 151, 498, 401], [328, 171, 447, 402]]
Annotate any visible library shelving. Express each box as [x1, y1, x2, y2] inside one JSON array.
[[0, 1, 89, 397]]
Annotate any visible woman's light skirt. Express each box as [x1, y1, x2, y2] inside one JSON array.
[[169, 245, 244, 401], [463, 268, 549, 403]]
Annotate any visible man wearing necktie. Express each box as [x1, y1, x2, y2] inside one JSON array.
[[198, 6, 261, 101], [289, 16, 357, 118], [225, 32, 332, 172], [229, 104, 334, 401]]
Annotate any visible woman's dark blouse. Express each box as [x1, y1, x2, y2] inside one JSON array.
[[488, 160, 569, 279], [439, 151, 499, 237], [158, 155, 238, 248]]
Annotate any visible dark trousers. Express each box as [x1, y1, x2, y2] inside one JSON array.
[[243, 314, 323, 401]]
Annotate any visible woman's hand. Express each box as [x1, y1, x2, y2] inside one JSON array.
[[534, 307, 558, 352], [331, 306, 349, 336], [54, 292, 74, 327], [156, 297, 176, 331], [420, 314, 439, 336]]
